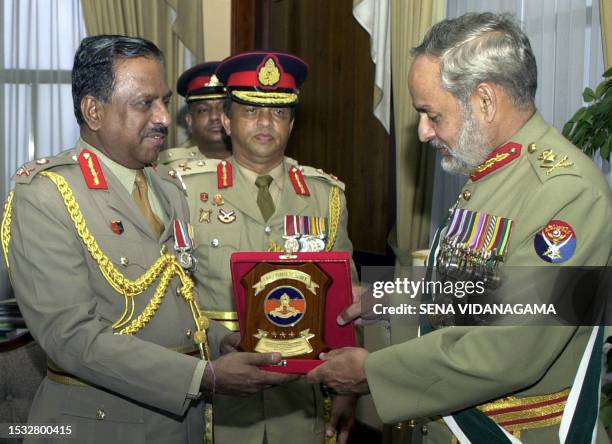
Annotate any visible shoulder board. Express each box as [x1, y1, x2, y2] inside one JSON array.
[[300, 165, 345, 191], [152, 162, 188, 193], [12, 150, 78, 185], [157, 146, 200, 166], [526, 140, 580, 183], [177, 157, 222, 177]]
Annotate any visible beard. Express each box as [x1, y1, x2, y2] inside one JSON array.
[[430, 104, 493, 176]]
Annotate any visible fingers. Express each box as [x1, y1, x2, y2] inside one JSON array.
[[219, 332, 241, 354], [240, 352, 283, 366], [337, 301, 362, 325], [305, 364, 325, 384]]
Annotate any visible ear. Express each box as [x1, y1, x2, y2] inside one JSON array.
[[81, 95, 105, 131], [221, 112, 231, 135], [289, 118, 295, 134], [473, 83, 497, 123]]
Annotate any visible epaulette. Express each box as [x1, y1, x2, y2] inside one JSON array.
[[157, 146, 200, 166], [525, 139, 580, 183], [300, 164, 345, 191], [152, 162, 188, 193], [177, 157, 222, 177], [12, 150, 78, 185]]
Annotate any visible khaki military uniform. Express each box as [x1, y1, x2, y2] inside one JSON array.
[[158, 145, 207, 171], [3, 141, 226, 443], [365, 113, 612, 443], [175, 155, 354, 444]]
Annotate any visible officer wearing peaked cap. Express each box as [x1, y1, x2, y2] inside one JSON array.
[[177, 51, 359, 444], [159, 61, 231, 169]]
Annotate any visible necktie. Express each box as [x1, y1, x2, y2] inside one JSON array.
[[133, 170, 164, 237], [255, 175, 275, 221]]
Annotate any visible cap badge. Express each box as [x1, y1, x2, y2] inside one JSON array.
[[258, 57, 281, 87], [206, 74, 222, 87]]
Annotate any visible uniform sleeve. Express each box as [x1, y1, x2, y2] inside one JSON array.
[[8, 179, 201, 415], [364, 174, 610, 423]]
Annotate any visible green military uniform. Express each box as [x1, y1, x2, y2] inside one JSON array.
[[175, 154, 353, 443], [2, 140, 226, 443], [364, 113, 612, 443]]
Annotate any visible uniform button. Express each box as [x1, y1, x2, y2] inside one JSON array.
[[197, 161, 205, 166], [71, 155, 78, 161], [211, 239, 220, 248], [264, 226, 272, 234], [36, 158, 49, 165], [190, 151, 196, 157], [96, 409, 105, 420], [168, 152, 173, 157], [160, 245, 167, 254], [421, 425, 428, 435], [462, 190, 472, 201], [186, 329, 192, 338], [509, 147, 517, 154], [120, 256, 129, 266], [528, 143, 537, 153]]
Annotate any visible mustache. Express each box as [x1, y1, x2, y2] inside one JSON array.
[[146, 125, 168, 137], [429, 138, 451, 152]]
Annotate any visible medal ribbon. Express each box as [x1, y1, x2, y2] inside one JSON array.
[[173, 219, 193, 252]]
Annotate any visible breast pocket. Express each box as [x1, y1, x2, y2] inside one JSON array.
[[200, 228, 242, 281]]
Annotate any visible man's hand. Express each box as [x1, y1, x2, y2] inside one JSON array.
[[337, 284, 387, 326], [202, 352, 298, 395], [326, 395, 358, 444], [219, 332, 240, 355], [306, 347, 370, 395]]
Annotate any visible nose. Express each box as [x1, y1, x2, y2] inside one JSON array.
[[257, 108, 272, 128], [210, 104, 222, 122], [153, 100, 171, 128], [418, 114, 435, 142]]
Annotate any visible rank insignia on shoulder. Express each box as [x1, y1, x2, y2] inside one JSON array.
[[538, 149, 574, 175], [289, 167, 310, 196], [534, 219, 576, 263], [78, 149, 108, 189], [470, 142, 522, 181]]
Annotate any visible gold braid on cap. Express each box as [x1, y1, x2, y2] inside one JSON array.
[[325, 186, 340, 251], [1, 191, 14, 269], [232, 90, 298, 105], [29, 171, 210, 352]]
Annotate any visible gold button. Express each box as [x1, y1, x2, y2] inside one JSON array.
[[528, 143, 537, 153], [509, 147, 516, 154], [462, 190, 472, 201], [190, 151, 196, 157], [120, 256, 129, 266], [96, 409, 105, 420], [197, 161, 205, 166], [264, 226, 272, 234], [186, 329, 192, 338], [394, 420, 416, 430]]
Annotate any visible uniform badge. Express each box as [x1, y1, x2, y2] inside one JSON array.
[[217, 160, 233, 189], [257, 56, 282, 88], [199, 208, 212, 223], [15, 166, 35, 177], [200, 192, 209, 203], [177, 163, 191, 172], [110, 220, 124, 235], [212, 194, 224, 206], [264, 286, 305, 327], [288, 167, 310, 196], [218, 209, 236, 224], [78, 149, 108, 189], [538, 149, 574, 175], [534, 220, 576, 263]]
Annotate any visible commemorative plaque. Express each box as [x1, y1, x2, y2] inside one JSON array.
[[231, 251, 355, 373]]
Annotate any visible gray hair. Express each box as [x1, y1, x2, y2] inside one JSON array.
[[413, 12, 537, 110]]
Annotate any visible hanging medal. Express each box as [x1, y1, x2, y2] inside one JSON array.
[[173, 219, 197, 273]]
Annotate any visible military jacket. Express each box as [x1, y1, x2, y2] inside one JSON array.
[[364, 113, 612, 443], [158, 145, 207, 171], [177, 155, 354, 444], [4, 144, 226, 444]]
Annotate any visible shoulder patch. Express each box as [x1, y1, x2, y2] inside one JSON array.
[[157, 146, 200, 166], [300, 165, 345, 191], [178, 157, 222, 177], [12, 150, 78, 184]]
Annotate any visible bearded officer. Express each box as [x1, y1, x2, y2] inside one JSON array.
[[176, 51, 358, 444], [159, 61, 231, 169], [2, 36, 297, 444], [307, 13, 612, 444]]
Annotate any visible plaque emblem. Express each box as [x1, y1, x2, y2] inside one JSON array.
[[264, 286, 306, 327]]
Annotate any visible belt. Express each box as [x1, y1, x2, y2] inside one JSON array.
[[47, 344, 201, 387], [202, 310, 239, 332], [449, 388, 570, 442]]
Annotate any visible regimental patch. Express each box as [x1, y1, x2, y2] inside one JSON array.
[[78, 149, 108, 189], [200, 192, 209, 203], [264, 286, 305, 327], [534, 220, 576, 263], [257, 56, 282, 88], [110, 220, 124, 235], [470, 142, 522, 181]]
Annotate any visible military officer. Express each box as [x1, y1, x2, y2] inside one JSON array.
[[176, 51, 357, 443], [2, 36, 296, 444], [307, 13, 612, 443], [159, 61, 231, 169]]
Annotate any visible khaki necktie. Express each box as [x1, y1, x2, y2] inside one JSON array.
[[133, 170, 164, 237], [255, 175, 275, 221]]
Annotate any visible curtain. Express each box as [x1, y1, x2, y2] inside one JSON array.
[[432, 0, 609, 241], [81, 0, 206, 147], [0, 0, 87, 299], [352, 0, 392, 132], [602, 0, 611, 69], [390, 0, 445, 265]]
